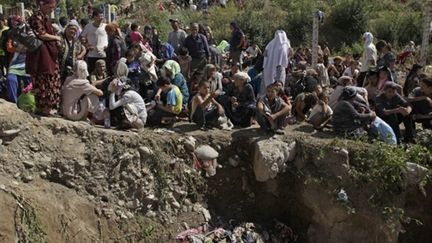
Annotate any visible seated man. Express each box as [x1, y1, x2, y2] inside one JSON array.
[[147, 77, 183, 126], [332, 87, 376, 138], [408, 77, 432, 129], [375, 82, 414, 143], [256, 84, 291, 134]]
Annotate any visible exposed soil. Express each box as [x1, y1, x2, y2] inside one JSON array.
[[0, 98, 431, 243]]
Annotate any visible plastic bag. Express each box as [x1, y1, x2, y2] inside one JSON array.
[[17, 92, 36, 112]]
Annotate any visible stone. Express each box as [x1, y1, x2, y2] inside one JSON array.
[[22, 175, 33, 183], [171, 201, 181, 209], [229, 156, 240, 167], [22, 161, 35, 169], [252, 139, 296, 182], [145, 210, 156, 218], [138, 146, 154, 158], [183, 136, 196, 152], [403, 162, 428, 187], [194, 145, 219, 160], [0, 129, 20, 137], [118, 200, 125, 207]]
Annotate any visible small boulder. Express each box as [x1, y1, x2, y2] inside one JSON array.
[[183, 136, 196, 152], [194, 145, 219, 160], [22, 161, 35, 169]]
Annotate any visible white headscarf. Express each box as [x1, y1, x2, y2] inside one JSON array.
[[74, 60, 89, 79], [363, 32, 374, 47], [262, 30, 291, 94], [139, 52, 158, 81]]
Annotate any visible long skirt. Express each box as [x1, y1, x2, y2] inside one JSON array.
[[33, 71, 61, 111]]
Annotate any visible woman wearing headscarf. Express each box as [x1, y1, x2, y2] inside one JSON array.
[[357, 32, 377, 87], [229, 21, 245, 66], [26, 0, 61, 116], [105, 23, 126, 76], [262, 30, 291, 95], [158, 60, 189, 105], [61, 60, 104, 121], [59, 21, 86, 83], [108, 61, 147, 129]]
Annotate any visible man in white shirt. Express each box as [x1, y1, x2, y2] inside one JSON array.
[[167, 18, 187, 54], [81, 8, 108, 73], [357, 32, 377, 87]]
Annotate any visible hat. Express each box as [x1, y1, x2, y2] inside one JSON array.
[[334, 56, 343, 61], [65, 21, 80, 30], [341, 87, 358, 100], [169, 18, 179, 23]]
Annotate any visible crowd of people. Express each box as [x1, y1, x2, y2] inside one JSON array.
[[0, 0, 430, 145]]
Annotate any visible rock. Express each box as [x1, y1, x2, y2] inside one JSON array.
[[102, 208, 114, 218], [22, 161, 35, 169], [202, 208, 211, 222], [194, 145, 219, 160], [118, 200, 125, 206], [126, 212, 134, 219], [22, 175, 33, 183], [252, 139, 296, 182], [171, 201, 181, 209], [229, 156, 240, 167], [0, 129, 20, 137], [183, 136, 196, 152], [403, 162, 428, 187], [145, 210, 156, 218], [138, 146, 154, 158]]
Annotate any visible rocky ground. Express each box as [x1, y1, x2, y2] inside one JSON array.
[[0, 98, 431, 243]]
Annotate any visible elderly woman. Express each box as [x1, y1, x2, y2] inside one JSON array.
[[108, 61, 147, 129], [61, 60, 104, 121], [220, 72, 256, 127], [26, 0, 62, 116], [59, 21, 86, 82]]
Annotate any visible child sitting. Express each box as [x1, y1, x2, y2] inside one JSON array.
[[256, 84, 292, 134], [190, 81, 225, 129], [147, 77, 183, 126], [308, 92, 333, 130]]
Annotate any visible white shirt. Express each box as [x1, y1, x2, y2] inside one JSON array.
[[343, 67, 359, 78], [110, 90, 147, 124], [360, 44, 377, 72], [81, 23, 108, 58], [246, 46, 261, 58]]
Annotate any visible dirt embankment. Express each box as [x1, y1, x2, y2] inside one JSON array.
[[0, 98, 431, 243]]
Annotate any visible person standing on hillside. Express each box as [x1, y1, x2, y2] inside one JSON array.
[[357, 32, 377, 87], [81, 8, 108, 74], [0, 14, 9, 77], [167, 19, 187, 54], [262, 30, 291, 95], [26, 0, 62, 116], [184, 23, 210, 78], [229, 22, 245, 67]]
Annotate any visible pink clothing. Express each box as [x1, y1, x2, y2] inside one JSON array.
[[129, 31, 143, 44]]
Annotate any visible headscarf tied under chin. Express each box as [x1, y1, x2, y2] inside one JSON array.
[[37, 0, 56, 5], [363, 32, 374, 47], [74, 60, 89, 79], [162, 60, 181, 80]]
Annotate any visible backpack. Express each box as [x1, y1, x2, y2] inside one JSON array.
[[9, 23, 42, 52], [240, 34, 248, 50]]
